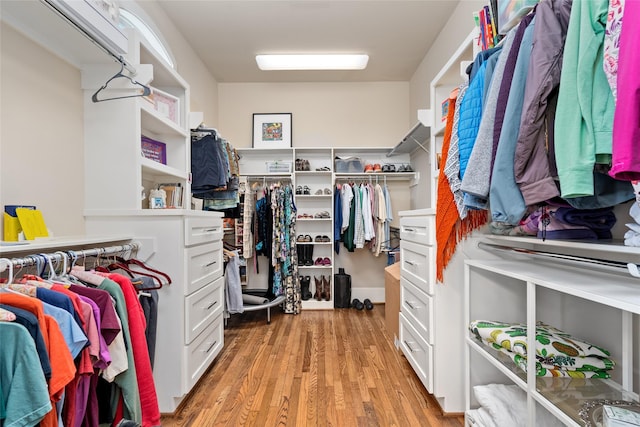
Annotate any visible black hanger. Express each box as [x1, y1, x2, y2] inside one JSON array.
[[91, 61, 151, 103]]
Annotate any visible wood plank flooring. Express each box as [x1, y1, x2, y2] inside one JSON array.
[[160, 305, 464, 427]]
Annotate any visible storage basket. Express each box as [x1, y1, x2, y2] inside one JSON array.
[[266, 161, 292, 173], [334, 156, 364, 173]]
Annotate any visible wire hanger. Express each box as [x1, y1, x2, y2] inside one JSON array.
[[91, 61, 151, 103]]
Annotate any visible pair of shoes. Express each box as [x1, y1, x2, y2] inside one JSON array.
[[372, 163, 382, 172], [314, 188, 332, 195], [295, 159, 311, 171], [314, 235, 330, 242], [300, 276, 312, 300], [397, 164, 414, 172], [314, 211, 330, 219], [314, 257, 331, 266], [381, 164, 396, 172], [315, 166, 331, 171], [297, 234, 312, 243], [313, 275, 331, 301], [364, 164, 374, 173], [351, 298, 373, 310], [297, 213, 313, 219], [297, 243, 314, 266]]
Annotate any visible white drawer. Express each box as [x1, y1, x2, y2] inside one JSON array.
[[400, 240, 434, 295], [400, 276, 433, 344], [399, 312, 433, 393], [186, 240, 223, 295], [185, 276, 224, 344], [400, 215, 433, 246], [185, 217, 223, 247], [183, 313, 224, 392]]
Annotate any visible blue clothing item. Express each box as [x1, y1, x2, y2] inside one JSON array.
[[191, 134, 228, 192], [468, 45, 502, 82], [482, 46, 503, 107], [333, 188, 342, 254], [36, 287, 83, 331], [41, 301, 88, 359], [490, 18, 536, 225], [0, 322, 52, 427], [0, 303, 51, 380], [457, 61, 486, 180]]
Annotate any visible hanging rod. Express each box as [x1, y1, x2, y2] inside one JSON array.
[[0, 242, 139, 272], [477, 241, 630, 276]]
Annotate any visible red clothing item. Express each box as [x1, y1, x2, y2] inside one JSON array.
[[108, 274, 160, 427]]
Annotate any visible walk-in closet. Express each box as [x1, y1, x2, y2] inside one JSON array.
[[2, 1, 640, 426]]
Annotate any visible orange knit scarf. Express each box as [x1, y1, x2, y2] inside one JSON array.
[[435, 91, 488, 283]]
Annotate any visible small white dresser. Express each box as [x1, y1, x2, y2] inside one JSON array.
[[398, 209, 435, 393]]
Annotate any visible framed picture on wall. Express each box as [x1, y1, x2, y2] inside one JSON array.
[[252, 113, 292, 149]]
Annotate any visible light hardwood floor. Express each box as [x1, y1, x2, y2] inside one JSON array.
[[160, 305, 465, 427]]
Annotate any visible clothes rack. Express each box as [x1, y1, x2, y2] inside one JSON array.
[[0, 242, 140, 274]]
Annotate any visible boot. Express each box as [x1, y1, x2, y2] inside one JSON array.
[[296, 245, 304, 267], [314, 276, 322, 301], [322, 275, 331, 301], [304, 244, 314, 266], [300, 276, 312, 300]]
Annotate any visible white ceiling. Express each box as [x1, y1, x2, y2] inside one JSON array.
[[157, 0, 460, 83]]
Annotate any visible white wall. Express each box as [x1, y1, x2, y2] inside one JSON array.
[[0, 23, 85, 237], [218, 82, 410, 149]]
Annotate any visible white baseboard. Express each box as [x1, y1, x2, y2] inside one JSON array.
[[350, 287, 385, 303]]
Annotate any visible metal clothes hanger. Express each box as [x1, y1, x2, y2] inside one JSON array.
[[91, 61, 151, 103]]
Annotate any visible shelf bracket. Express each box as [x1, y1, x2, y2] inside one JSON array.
[[410, 136, 429, 154]]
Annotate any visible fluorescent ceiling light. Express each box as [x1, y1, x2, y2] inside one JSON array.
[[256, 54, 369, 70]]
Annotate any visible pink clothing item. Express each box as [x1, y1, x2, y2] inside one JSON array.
[[610, 0, 640, 180], [108, 274, 160, 427]]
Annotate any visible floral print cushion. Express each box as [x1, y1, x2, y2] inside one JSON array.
[[469, 320, 615, 378]]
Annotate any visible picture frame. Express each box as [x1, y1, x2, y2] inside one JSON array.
[[252, 113, 292, 149]]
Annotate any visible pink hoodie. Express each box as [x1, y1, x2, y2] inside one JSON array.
[[610, 0, 640, 180]]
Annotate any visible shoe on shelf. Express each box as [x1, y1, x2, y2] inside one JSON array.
[[404, 164, 413, 172], [314, 276, 323, 301], [373, 163, 382, 173], [315, 189, 323, 195], [315, 166, 331, 171], [303, 159, 311, 171], [322, 275, 331, 301], [314, 257, 324, 266], [323, 188, 332, 195], [363, 298, 374, 310], [363, 164, 374, 173], [300, 276, 312, 300], [303, 185, 311, 195], [295, 185, 302, 195], [322, 257, 331, 266]]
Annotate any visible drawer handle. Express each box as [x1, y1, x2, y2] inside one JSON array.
[[405, 260, 417, 266], [203, 340, 217, 353], [404, 227, 416, 232], [203, 228, 219, 233], [206, 301, 218, 310], [404, 340, 420, 353], [405, 300, 419, 310], [203, 260, 217, 268]]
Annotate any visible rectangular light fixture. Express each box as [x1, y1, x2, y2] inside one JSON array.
[[256, 54, 369, 71]]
